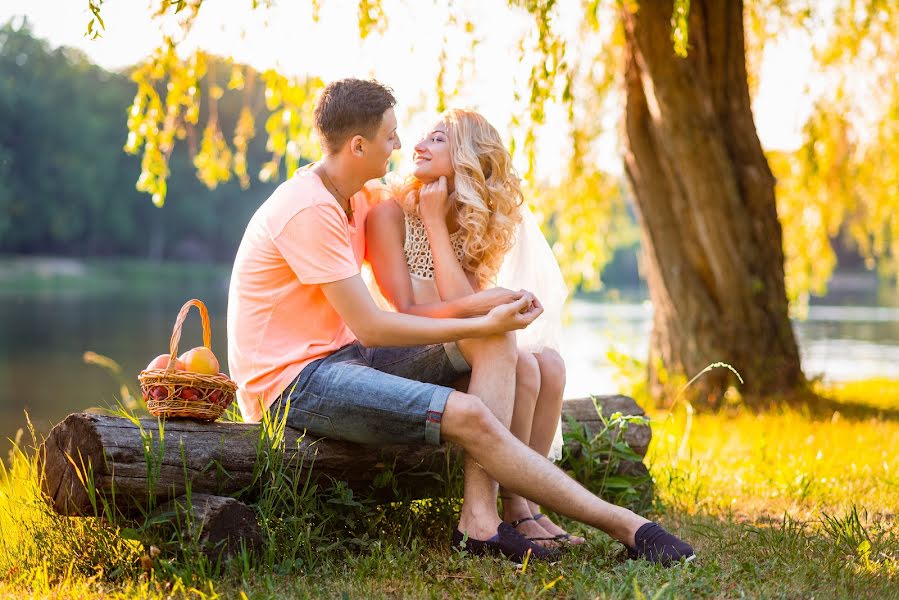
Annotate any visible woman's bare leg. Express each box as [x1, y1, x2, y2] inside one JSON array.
[[526, 349, 585, 543], [499, 351, 558, 545]]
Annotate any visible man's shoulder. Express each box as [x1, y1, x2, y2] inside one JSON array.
[[259, 170, 337, 237]]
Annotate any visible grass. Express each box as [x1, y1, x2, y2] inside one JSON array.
[[0, 378, 897, 598]]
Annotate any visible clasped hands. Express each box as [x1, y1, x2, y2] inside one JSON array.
[[419, 176, 542, 332]]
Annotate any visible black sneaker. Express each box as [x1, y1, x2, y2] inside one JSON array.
[[451, 522, 561, 563], [626, 522, 696, 566]]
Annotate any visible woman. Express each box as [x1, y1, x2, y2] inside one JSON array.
[[366, 108, 583, 546]]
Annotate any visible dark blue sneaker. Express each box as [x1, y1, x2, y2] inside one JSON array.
[[451, 522, 561, 563], [626, 522, 696, 566]]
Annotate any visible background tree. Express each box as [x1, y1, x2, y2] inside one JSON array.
[[0, 19, 278, 261], [82, 0, 897, 408]]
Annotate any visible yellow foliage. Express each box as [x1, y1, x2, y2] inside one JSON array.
[[109, 0, 897, 293], [258, 70, 324, 182], [193, 122, 232, 189]]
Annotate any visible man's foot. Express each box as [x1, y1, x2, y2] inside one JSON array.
[[625, 522, 695, 566], [451, 522, 561, 563]]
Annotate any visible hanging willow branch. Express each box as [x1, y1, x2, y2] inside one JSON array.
[[85, 0, 897, 290]]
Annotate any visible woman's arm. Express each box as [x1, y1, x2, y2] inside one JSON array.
[[418, 176, 479, 301], [366, 199, 511, 318]]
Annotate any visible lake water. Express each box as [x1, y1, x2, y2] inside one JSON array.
[[1, 263, 897, 443]]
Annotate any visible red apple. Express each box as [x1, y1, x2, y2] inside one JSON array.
[[145, 354, 186, 372], [179, 387, 200, 402], [178, 347, 219, 375], [148, 386, 168, 401]]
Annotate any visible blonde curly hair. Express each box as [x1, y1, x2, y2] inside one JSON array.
[[398, 109, 523, 287]]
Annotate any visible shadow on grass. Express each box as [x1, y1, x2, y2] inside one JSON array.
[[732, 384, 899, 423], [806, 396, 899, 423]]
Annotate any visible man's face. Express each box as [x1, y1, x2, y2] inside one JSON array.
[[362, 108, 401, 179]]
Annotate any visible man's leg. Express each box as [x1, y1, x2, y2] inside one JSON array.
[[440, 390, 694, 563], [451, 333, 518, 540]]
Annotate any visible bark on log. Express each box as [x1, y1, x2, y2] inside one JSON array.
[[39, 395, 650, 517], [150, 493, 263, 559]]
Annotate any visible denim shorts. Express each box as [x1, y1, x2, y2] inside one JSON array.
[[268, 341, 471, 446]]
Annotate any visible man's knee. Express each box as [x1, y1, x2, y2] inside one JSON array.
[[441, 391, 502, 446], [458, 330, 517, 366]]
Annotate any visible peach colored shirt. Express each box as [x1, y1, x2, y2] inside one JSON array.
[[227, 168, 374, 422]]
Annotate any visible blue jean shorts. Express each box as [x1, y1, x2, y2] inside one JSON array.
[[268, 341, 471, 446]]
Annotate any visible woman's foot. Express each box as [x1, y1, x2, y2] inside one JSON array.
[[505, 514, 560, 548], [503, 497, 560, 548], [526, 501, 586, 545]]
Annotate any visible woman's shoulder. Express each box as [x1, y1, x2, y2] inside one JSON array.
[[365, 195, 407, 240]]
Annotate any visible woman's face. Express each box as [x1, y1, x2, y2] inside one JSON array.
[[412, 120, 454, 184]]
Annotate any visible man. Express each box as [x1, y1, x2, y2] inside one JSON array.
[[227, 78, 695, 565]]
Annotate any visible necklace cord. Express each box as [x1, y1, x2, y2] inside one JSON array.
[[317, 164, 354, 220]]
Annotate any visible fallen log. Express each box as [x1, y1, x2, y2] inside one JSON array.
[[39, 395, 649, 518], [148, 493, 264, 559]]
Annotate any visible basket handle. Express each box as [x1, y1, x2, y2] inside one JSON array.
[[166, 299, 212, 374]]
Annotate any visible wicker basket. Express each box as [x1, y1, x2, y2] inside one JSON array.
[[138, 298, 237, 421]]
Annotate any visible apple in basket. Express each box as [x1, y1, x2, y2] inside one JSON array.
[[179, 387, 201, 402], [145, 354, 186, 372], [178, 347, 220, 375], [148, 386, 169, 401]]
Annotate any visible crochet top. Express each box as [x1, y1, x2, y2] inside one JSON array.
[[403, 212, 467, 280]]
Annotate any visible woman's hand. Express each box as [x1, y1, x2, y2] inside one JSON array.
[[467, 287, 531, 316], [483, 292, 544, 334], [418, 176, 451, 229]]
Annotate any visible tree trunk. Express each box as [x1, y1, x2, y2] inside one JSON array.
[[621, 0, 804, 407]]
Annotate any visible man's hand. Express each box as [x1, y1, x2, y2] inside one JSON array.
[[418, 176, 451, 227], [483, 293, 544, 334]]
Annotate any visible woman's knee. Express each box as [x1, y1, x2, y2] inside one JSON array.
[[535, 348, 566, 381], [535, 348, 566, 392], [516, 350, 541, 400]]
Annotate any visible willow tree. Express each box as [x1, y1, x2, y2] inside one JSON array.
[[87, 0, 898, 408]]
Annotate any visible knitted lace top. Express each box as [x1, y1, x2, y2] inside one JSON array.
[[403, 212, 467, 279]]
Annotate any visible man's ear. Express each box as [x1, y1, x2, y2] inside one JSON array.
[[350, 134, 365, 157]]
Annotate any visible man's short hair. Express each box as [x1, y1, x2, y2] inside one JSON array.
[[314, 78, 397, 154]]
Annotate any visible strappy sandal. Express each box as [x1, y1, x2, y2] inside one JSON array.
[[533, 513, 584, 545], [507, 516, 560, 542]]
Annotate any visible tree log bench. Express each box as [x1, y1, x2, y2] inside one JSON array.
[[38, 395, 650, 557]]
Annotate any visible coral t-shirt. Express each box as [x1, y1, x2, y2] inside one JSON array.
[[227, 168, 375, 422]]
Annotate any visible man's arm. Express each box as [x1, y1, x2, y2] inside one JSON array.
[[320, 274, 541, 347], [366, 199, 520, 318]]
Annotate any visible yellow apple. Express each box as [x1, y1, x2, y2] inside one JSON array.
[[178, 346, 220, 375]]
